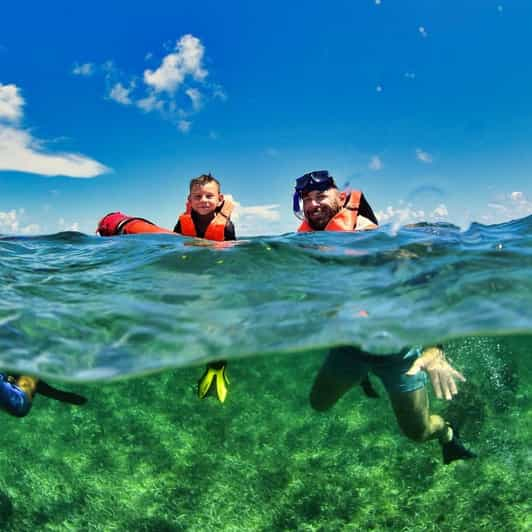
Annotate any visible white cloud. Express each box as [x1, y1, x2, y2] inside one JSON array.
[[58, 218, 80, 231], [483, 191, 532, 223], [0, 83, 24, 122], [0, 82, 109, 178], [22, 223, 40, 234], [144, 34, 207, 94], [418, 26, 428, 38], [137, 94, 164, 112], [230, 198, 281, 235], [177, 120, 191, 133], [376, 201, 449, 228], [213, 86, 228, 101], [186, 88, 202, 110], [404, 72, 416, 80], [233, 204, 280, 222], [109, 82, 133, 105], [0, 126, 110, 177], [236, 205, 280, 222], [431, 204, 448, 218], [368, 155, 383, 171], [416, 148, 433, 163], [376, 204, 425, 225], [72, 63, 95, 76], [76, 35, 224, 133], [0, 209, 40, 235], [376, 84, 383, 93]]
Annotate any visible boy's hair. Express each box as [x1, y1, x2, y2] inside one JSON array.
[[189, 173, 221, 193]]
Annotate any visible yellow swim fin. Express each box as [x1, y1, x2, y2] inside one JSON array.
[[197, 361, 229, 403]]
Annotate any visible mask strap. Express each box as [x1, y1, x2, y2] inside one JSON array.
[[292, 191, 303, 219]]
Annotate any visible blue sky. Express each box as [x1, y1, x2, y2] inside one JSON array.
[[1, 0, 532, 235]]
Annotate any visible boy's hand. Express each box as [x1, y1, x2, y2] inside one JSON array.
[[406, 346, 466, 400]]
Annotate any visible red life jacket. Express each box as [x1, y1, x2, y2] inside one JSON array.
[[96, 212, 174, 236], [177, 198, 234, 242], [297, 190, 378, 232]]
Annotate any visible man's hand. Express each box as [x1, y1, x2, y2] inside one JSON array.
[[406, 346, 466, 400]]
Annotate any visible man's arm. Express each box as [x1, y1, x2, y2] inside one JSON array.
[[406, 346, 466, 400]]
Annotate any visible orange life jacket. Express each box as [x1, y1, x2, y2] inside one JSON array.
[[297, 190, 378, 232], [96, 212, 174, 236], [177, 198, 234, 241]]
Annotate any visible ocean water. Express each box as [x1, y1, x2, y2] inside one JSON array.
[[2, 217, 532, 379], [0, 219, 530, 530]]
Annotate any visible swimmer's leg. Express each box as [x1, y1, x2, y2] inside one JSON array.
[[389, 388, 476, 463], [310, 346, 369, 411], [379, 348, 476, 463], [389, 387, 448, 443]]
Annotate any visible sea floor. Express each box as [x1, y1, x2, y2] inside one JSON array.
[[0, 337, 529, 531]]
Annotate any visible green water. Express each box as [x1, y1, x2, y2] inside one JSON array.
[[1, 336, 529, 531]]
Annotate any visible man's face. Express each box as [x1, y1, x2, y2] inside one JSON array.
[[189, 182, 223, 216], [302, 188, 345, 230]]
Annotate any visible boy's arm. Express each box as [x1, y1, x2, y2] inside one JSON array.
[[224, 221, 236, 240]]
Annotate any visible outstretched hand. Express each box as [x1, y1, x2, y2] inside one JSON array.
[[406, 346, 466, 400]]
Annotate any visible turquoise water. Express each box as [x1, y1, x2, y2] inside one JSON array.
[[0, 219, 530, 530], [1, 217, 532, 379]]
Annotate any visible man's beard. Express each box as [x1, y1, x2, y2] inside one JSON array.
[[304, 205, 339, 230]]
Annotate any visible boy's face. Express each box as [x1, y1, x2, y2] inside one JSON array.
[[188, 182, 223, 216]]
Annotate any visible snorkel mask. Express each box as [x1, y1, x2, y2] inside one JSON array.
[[292, 170, 337, 219]]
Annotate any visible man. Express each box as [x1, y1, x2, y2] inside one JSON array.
[[294, 170, 475, 464]]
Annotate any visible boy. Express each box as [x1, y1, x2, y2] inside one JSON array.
[[174, 174, 235, 241], [97, 174, 236, 403], [174, 174, 236, 403]]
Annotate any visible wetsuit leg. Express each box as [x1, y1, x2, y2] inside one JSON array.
[[369, 350, 447, 443], [310, 346, 369, 411], [0, 374, 32, 417], [389, 388, 447, 443]]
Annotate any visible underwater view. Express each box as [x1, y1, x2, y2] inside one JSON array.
[[2, 0, 532, 530], [0, 226, 530, 530]]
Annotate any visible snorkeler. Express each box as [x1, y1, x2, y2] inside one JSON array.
[[97, 173, 236, 403], [0, 374, 86, 417], [174, 174, 235, 403], [293, 170, 476, 464]]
